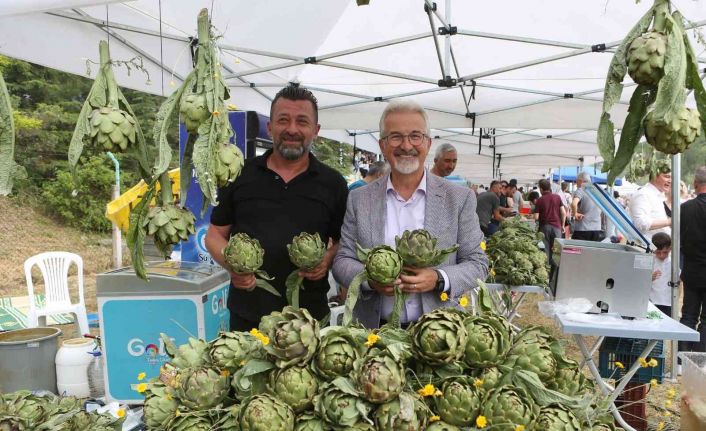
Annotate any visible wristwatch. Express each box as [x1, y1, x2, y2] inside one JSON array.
[[434, 269, 445, 293]]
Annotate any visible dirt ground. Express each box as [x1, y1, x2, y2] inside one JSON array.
[[0, 195, 684, 429]]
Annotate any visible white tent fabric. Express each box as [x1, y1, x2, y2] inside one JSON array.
[[1, 0, 705, 183]]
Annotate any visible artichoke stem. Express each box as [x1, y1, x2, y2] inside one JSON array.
[[652, 0, 669, 33], [158, 171, 174, 206], [99, 40, 120, 109]]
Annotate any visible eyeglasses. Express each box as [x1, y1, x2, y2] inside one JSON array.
[[381, 132, 428, 146]]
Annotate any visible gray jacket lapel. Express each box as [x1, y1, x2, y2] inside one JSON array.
[[424, 173, 446, 239], [367, 177, 387, 248]]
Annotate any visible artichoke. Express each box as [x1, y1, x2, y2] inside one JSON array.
[[425, 421, 461, 431], [260, 306, 320, 368], [410, 308, 468, 365], [232, 362, 271, 401], [143, 383, 179, 430], [350, 422, 377, 431], [294, 413, 327, 431], [240, 393, 296, 431], [269, 365, 320, 413], [288, 232, 327, 270], [503, 336, 557, 382], [144, 204, 196, 257], [373, 392, 428, 431], [179, 92, 210, 133], [476, 366, 502, 392], [2, 391, 51, 427], [209, 330, 264, 374], [175, 367, 229, 410], [89, 106, 137, 151], [214, 404, 241, 431], [354, 352, 406, 404], [644, 107, 702, 154], [0, 416, 25, 431], [626, 31, 667, 86], [535, 404, 582, 431], [167, 412, 213, 431], [161, 334, 210, 369], [214, 143, 244, 187], [312, 327, 362, 381], [361, 244, 403, 285], [315, 378, 373, 430], [434, 378, 482, 427], [394, 229, 459, 268], [548, 357, 593, 396], [224, 232, 270, 275], [463, 314, 511, 368], [479, 385, 539, 431]]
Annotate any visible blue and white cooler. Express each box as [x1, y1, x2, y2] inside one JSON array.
[[96, 261, 230, 403]]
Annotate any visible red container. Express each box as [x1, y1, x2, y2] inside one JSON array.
[[615, 382, 648, 431], [519, 206, 531, 215]]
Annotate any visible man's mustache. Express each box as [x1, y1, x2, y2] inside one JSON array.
[[394, 149, 419, 157]]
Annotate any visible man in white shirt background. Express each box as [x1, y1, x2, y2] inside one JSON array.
[[629, 165, 671, 242], [650, 232, 673, 316]]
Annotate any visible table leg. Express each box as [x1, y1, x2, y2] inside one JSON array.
[[507, 292, 527, 322], [579, 336, 605, 369]]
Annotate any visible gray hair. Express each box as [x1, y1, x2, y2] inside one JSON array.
[[366, 161, 389, 178], [695, 166, 706, 186], [577, 172, 592, 182], [379, 100, 430, 137], [434, 143, 457, 160]]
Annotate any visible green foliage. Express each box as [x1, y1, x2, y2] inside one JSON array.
[[41, 155, 136, 232], [311, 137, 354, 177]]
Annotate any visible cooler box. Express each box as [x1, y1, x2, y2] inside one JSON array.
[[97, 261, 230, 403]]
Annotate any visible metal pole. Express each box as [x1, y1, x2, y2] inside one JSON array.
[[106, 152, 122, 269], [443, 0, 451, 77], [670, 154, 681, 379]]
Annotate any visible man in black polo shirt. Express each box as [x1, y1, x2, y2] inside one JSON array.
[[205, 86, 349, 331]]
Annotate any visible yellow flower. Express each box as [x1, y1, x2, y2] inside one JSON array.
[[137, 372, 146, 381], [515, 426, 525, 431], [221, 370, 230, 377], [665, 399, 672, 408], [459, 296, 469, 308], [430, 415, 440, 423], [473, 378, 484, 389], [418, 384, 436, 397], [212, 110, 221, 116], [365, 333, 380, 347], [480, 241, 487, 251], [258, 335, 270, 346], [175, 409, 181, 417], [666, 388, 677, 399], [650, 379, 658, 388], [136, 383, 147, 393], [663, 411, 671, 417], [434, 389, 442, 397], [614, 361, 625, 369], [440, 292, 449, 302], [490, 268, 496, 278], [476, 415, 488, 428], [250, 328, 259, 336], [656, 421, 665, 431], [638, 357, 649, 368], [117, 408, 125, 418], [648, 358, 658, 367], [240, 360, 247, 366], [165, 393, 173, 401]]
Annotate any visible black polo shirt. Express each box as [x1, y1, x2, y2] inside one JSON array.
[[681, 193, 706, 287], [211, 150, 349, 321]]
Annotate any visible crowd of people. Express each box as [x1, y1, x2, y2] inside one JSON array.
[[203, 84, 705, 357]]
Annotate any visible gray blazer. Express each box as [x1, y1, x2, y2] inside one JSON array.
[[332, 172, 488, 328]]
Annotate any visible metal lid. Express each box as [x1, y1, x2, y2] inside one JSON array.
[[582, 183, 651, 250], [103, 260, 221, 281]]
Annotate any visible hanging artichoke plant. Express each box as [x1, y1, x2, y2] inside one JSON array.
[[598, 0, 706, 185]]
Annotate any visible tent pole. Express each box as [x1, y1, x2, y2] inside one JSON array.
[[443, 0, 451, 76], [670, 154, 681, 381]]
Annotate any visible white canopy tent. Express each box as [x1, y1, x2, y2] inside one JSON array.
[[1, 0, 705, 184]]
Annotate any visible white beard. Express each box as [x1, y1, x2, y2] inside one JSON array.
[[393, 157, 420, 175]]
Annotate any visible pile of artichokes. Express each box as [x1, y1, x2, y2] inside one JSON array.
[[0, 391, 125, 430], [486, 217, 550, 287], [140, 290, 621, 430]]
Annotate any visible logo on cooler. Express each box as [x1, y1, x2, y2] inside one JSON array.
[[211, 288, 229, 315], [127, 337, 171, 365]]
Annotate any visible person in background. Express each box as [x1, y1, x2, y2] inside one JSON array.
[[430, 143, 458, 177], [679, 166, 706, 353], [476, 180, 505, 236], [560, 182, 573, 237], [205, 85, 349, 330], [348, 161, 389, 191], [629, 163, 671, 241], [527, 190, 540, 211], [509, 179, 524, 214], [534, 179, 566, 277], [332, 100, 487, 329], [571, 172, 604, 241], [650, 232, 673, 316], [498, 180, 514, 216]]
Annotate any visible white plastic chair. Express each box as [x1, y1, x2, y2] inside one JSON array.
[[24, 252, 89, 336]]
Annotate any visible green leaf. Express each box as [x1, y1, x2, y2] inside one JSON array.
[[68, 70, 106, 177], [601, 5, 655, 114], [343, 271, 367, 327], [651, 15, 687, 121], [179, 133, 197, 204], [117, 87, 151, 180], [387, 286, 405, 329], [240, 358, 276, 377], [0, 70, 17, 196], [476, 279, 495, 314], [597, 113, 616, 173], [127, 179, 157, 281], [285, 269, 304, 308], [159, 332, 178, 357], [192, 118, 218, 213], [608, 85, 652, 185], [254, 279, 282, 297], [678, 12, 706, 138], [355, 243, 370, 262]]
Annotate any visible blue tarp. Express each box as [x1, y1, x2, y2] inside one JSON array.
[[551, 166, 622, 186]]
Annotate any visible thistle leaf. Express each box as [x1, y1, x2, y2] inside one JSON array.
[[608, 85, 652, 185], [127, 180, 157, 280]]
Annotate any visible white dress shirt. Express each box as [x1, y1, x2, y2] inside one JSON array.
[[650, 256, 672, 306], [379, 171, 450, 323], [629, 182, 670, 242]]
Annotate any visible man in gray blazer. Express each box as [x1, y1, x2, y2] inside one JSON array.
[[332, 100, 488, 329]]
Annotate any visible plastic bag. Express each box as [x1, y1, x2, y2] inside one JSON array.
[[538, 297, 593, 317]]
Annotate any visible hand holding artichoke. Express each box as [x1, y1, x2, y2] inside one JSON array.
[[286, 232, 327, 309], [223, 232, 281, 297]]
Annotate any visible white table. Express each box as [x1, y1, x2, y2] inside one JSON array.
[[483, 284, 549, 329], [554, 306, 699, 431]]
